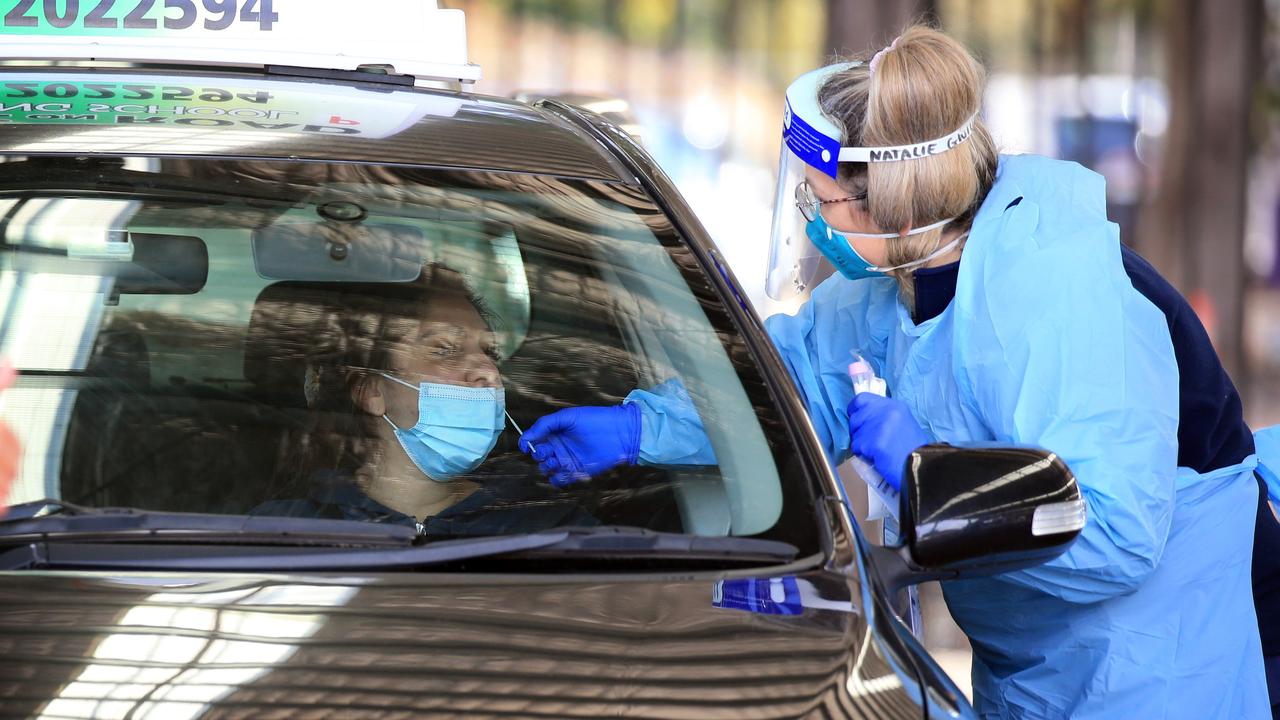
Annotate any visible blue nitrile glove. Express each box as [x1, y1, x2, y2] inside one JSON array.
[[846, 393, 929, 491], [518, 403, 642, 488]]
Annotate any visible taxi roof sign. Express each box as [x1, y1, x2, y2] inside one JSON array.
[[0, 0, 482, 85]]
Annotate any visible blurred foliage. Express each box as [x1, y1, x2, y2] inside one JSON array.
[[1265, 0, 1280, 145], [559, 0, 611, 28], [684, 0, 732, 49], [938, 0, 1167, 74], [482, 0, 610, 29], [457, 0, 825, 85], [773, 0, 825, 79], [619, 0, 679, 45]]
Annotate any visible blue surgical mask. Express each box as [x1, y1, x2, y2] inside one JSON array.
[[806, 209, 965, 281], [380, 373, 505, 482], [806, 212, 882, 281]]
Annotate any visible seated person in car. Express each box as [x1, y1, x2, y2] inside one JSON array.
[[253, 264, 596, 535]]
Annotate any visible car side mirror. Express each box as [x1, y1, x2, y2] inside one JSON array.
[[868, 444, 1085, 590]]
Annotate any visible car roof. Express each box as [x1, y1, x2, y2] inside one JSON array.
[[0, 66, 634, 184]]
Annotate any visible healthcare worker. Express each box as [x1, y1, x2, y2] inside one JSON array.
[[520, 25, 1280, 719]]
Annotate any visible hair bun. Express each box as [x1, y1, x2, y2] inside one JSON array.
[[866, 25, 985, 148], [815, 23, 999, 301]]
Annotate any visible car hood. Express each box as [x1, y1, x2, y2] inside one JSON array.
[[0, 568, 927, 719]]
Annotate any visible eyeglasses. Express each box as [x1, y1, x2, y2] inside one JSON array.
[[794, 180, 867, 222]]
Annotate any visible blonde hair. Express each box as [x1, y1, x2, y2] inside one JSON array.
[[818, 25, 998, 308]]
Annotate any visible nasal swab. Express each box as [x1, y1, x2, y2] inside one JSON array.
[[505, 410, 537, 453]]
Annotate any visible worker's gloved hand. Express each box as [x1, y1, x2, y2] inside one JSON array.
[[846, 393, 928, 492], [519, 403, 642, 488]]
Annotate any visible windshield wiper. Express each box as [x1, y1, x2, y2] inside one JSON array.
[[0, 531, 575, 571], [0, 499, 416, 547], [508, 526, 799, 563], [0, 523, 798, 571], [3, 498, 93, 522]]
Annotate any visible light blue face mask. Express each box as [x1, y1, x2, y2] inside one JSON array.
[[805, 209, 965, 281], [380, 373, 505, 482]]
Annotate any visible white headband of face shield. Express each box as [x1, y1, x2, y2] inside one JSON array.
[[835, 214, 956, 240], [837, 112, 979, 163]]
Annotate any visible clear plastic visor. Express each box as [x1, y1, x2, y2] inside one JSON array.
[[766, 145, 835, 301]]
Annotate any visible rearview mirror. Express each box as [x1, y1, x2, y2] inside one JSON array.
[[869, 444, 1085, 590], [253, 219, 428, 283]]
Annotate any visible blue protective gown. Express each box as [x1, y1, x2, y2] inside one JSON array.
[[756, 154, 1270, 718], [916, 234, 1280, 712]]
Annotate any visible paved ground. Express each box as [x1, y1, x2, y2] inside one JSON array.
[[919, 582, 973, 700], [930, 648, 973, 700]]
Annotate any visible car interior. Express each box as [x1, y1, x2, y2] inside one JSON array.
[[0, 195, 767, 544]]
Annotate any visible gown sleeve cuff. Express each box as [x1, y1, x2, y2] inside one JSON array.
[[625, 378, 719, 466]]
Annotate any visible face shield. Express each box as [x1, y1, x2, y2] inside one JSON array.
[[765, 62, 979, 300], [766, 63, 858, 301]]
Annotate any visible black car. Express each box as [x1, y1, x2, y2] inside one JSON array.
[[0, 10, 1082, 718]]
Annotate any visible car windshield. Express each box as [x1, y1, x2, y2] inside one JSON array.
[[0, 156, 818, 556]]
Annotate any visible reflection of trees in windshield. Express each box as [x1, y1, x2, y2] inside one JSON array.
[[161, 157, 660, 245], [93, 311, 244, 382], [0, 158, 797, 541], [62, 309, 296, 514], [30, 160, 676, 525]]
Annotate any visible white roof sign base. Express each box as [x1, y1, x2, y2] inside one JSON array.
[[0, 0, 481, 84]]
